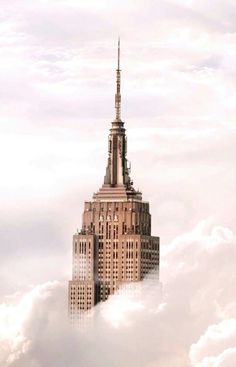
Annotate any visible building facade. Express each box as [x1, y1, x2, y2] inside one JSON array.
[[68, 41, 160, 322]]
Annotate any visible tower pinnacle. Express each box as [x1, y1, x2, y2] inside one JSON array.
[[118, 36, 120, 69], [98, 40, 141, 198], [115, 37, 121, 121]]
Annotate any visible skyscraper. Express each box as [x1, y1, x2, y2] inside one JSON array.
[[68, 40, 160, 322]]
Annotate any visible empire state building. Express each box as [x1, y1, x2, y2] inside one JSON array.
[[68, 40, 160, 321]]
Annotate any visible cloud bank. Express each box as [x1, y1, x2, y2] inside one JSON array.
[[0, 222, 235, 367]]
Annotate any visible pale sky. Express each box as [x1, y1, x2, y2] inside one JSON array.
[[0, 1, 236, 366]]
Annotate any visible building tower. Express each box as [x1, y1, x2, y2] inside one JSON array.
[[68, 40, 160, 322]]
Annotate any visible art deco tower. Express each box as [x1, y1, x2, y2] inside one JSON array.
[[68, 40, 159, 322]]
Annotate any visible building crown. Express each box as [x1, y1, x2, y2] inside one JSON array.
[[94, 40, 142, 201]]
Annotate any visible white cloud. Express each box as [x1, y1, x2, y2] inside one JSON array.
[[0, 282, 59, 366], [189, 319, 236, 366], [0, 222, 235, 366]]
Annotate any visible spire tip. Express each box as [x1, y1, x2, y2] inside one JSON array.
[[118, 37, 120, 70]]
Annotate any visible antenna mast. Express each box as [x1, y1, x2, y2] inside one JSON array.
[[115, 37, 121, 121]]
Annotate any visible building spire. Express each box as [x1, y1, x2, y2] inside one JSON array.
[[115, 37, 121, 121], [118, 36, 120, 70]]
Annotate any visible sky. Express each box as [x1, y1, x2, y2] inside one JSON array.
[[0, 0, 236, 366]]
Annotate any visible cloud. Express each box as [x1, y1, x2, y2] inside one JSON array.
[[0, 1, 235, 364], [0, 282, 60, 366], [0, 222, 235, 367], [190, 319, 236, 366]]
